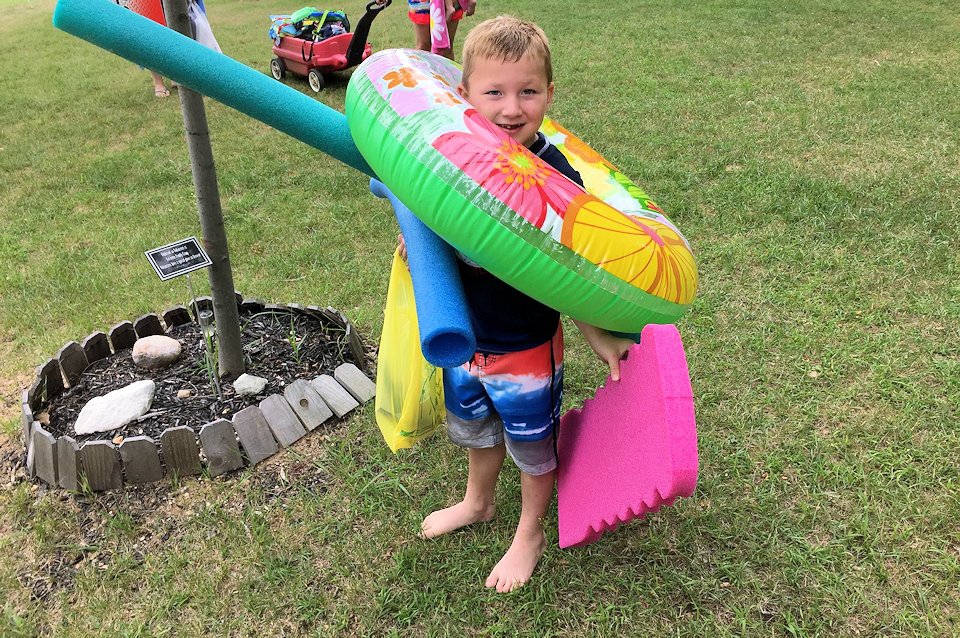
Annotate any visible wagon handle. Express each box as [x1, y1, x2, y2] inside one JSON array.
[[365, 0, 392, 15], [345, 0, 391, 68]]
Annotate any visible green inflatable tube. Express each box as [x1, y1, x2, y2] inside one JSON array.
[[52, 0, 373, 177], [346, 50, 697, 332]]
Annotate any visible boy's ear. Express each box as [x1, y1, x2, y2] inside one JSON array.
[[456, 82, 468, 100], [547, 82, 555, 106]]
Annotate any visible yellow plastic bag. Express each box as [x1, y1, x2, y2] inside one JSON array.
[[375, 252, 445, 452]]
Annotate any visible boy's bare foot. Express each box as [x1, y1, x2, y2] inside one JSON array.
[[485, 527, 546, 593], [420, 501, 495, 539], [154, 86, 170, 98]]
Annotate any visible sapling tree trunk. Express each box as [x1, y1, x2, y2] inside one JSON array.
[[161, 0, 245, 380]]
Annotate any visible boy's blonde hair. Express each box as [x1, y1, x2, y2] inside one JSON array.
[[461, 16, 553, 86]]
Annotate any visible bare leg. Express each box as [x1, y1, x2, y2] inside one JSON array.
[[435, 19, 459, 60], [421, 443, 505, 538], [411, 17, 459, 60], [151, 71, 169, 98], [412, 22, 430, 51], [485, 469, 554, 593]]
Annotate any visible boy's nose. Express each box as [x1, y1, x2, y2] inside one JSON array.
[[502, 97, 522, 117]]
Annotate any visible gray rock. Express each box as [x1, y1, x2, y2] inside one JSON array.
[[233, 373, 268, 396], [74, 380, 156, 435], [132, 335, 182, 370]]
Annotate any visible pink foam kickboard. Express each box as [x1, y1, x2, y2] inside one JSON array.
[[556, 323, 698, 548]]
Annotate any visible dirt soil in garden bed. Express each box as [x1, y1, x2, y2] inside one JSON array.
[[42, 308, 369, 445]]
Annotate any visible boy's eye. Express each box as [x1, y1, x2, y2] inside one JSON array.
[[485, 90, 501, 96]]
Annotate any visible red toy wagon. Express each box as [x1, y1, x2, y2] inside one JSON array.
[[269, 1, 391, 92]]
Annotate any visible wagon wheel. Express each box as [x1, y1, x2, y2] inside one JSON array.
[[308, 69, 325, 92], [270, 58, 287, 80]]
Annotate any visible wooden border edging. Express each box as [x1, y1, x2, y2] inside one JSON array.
[[21, 299, 372, 492]]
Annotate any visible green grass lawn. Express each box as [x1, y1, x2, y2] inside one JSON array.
[[1, 0, 958, 635]]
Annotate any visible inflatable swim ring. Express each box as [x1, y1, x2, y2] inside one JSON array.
[[345, 49, 697, 332]]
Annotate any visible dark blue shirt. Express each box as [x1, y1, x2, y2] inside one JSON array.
[[458, 133, 584, 353]]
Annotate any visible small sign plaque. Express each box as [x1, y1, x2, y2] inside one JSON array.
[[144, 237, 212, 281]]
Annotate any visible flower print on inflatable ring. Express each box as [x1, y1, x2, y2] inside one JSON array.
[[433, 109, 583, 237]]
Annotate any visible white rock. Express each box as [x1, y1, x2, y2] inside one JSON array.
[[74, 380, 156, 435], [233, 373, 268, 396], [132, 335, 182, 370]]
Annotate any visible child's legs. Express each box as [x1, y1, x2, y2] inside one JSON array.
[[478, 329, 563, 591], [440, 18, 460, 54], [411, 22, 430, 51], [519, 468, 555, 531], [411, 20, 460, 55], [444, 365, 505, 496], [408, 0, 431, 50], [463, 441, 505, 507], [443, 406, 507, 509], [485, 465, 555, 592], [407, 0, 462, 57], [421, 442, 504, 539], [502, 438, 558, 537], [430, 17, 461, 59], [421, 363, 506, 539]]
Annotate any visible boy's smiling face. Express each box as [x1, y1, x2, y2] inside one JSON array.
[[458, 52, 554, 148]]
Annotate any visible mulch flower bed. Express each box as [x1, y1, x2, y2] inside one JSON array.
[[21, 300, 375, 492], [44, 309, 356, 446]]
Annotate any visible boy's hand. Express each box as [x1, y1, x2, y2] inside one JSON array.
[[397, 233, 408, 262], [574, 321, 634, 382]]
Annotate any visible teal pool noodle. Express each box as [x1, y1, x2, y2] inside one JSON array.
[[52, 0, 373, 177]]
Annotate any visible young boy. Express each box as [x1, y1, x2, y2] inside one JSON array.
[[403, 16, 633, 593]]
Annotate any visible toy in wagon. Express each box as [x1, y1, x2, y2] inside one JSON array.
[[268, 1, 391, 92]]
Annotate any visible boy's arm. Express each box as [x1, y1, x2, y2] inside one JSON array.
[[573, 321, 634, 382]]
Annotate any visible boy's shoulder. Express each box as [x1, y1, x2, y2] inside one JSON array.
[[530, 133, 583, 187]]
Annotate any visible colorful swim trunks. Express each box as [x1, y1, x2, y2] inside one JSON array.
[[407, 0, 464, 25], [443, 327, 564, 443]]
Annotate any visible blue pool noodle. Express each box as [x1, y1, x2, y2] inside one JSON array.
[[52, 0, 373, 176], [370, 179, 475, 368]]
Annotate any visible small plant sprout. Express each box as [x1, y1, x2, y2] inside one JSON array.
[[198, 310, 223, 399], [288, 313, 302, 365]]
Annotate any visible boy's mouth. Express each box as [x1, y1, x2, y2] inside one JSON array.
[[498, 123, 525, 132]]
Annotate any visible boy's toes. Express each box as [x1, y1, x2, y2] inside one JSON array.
[[418, 520, 434, 539], [504, 578, 526, 593], [484, 572, 525, 593]]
